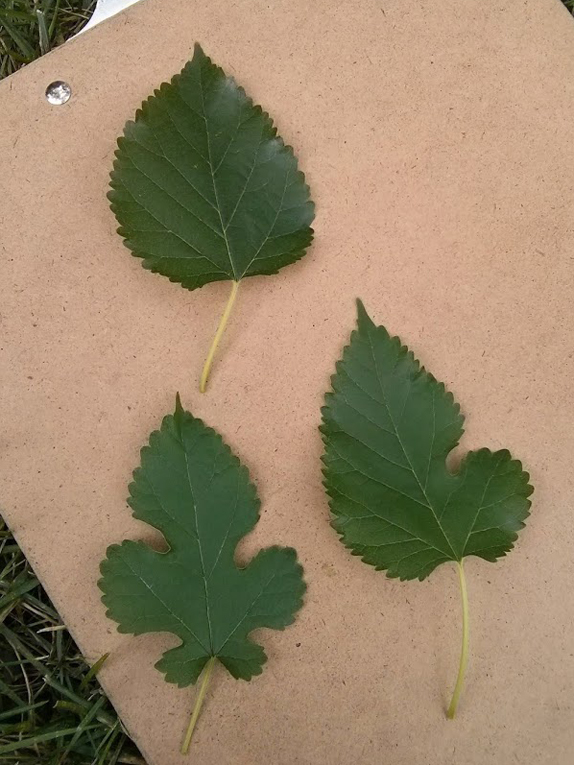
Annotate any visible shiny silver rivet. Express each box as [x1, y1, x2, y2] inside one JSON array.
[[45, 81, 72, 105]]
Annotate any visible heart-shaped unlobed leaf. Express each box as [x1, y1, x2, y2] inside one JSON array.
[[321, 300, 533, 581], [109, 43, 315, 291], [99, 396, 306, 686]]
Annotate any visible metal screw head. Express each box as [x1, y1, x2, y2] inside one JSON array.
[[45, 81, 72, 105]]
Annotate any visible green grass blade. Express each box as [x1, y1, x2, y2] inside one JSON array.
[[79, 652, 109, 691], [0, 575, 40, 609], [0, 16, 36, 59], [0, 724, 100, 755], [0, 9, 36, 22], [58, 695, 106, 761], [0, 701, 48, 722]]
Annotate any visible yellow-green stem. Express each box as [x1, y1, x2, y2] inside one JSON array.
[[447, 560, 469, 719], [181, 656, 216, 754], [200, 280, 240, 393]]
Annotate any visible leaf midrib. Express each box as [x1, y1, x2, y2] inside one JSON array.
[[199, 63, 238, 281], [364, 327, 458, 560], [329, 481, 451, 559], [327, 442, 451, 557], [196, 63, 288, 283], [183, 443, 214, 655], [179, 430, 262, 659]]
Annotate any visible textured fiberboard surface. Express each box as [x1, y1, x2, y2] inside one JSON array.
[[1, 0, 574, 763]]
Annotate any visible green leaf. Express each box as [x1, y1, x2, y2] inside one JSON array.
[[321, 300, 532, 579], [99, 395, 305, 686], [109, 43, 315, 390], [321, 300, 533, 716]]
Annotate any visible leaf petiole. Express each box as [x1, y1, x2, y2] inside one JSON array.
[[181, 656, 216, 754], [200, 280, 240, 393], [447, 560, 469, 719]]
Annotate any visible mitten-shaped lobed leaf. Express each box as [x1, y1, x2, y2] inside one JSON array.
[[109, 43, 315, 291], [321, 301, 533, 581], [99, 396, 305, 686]]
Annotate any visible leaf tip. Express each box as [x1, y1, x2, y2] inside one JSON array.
[[193, 41, 205, 58], [355, 298, 374, 331]]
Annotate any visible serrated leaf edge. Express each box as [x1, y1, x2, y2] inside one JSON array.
[[108, 43, 315, 291], [320, 300, 534, 580]]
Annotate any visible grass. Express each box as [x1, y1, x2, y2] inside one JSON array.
[[1, 0, 573, 79], [0, 519, 144, 764], [0, 0, 96, 79]]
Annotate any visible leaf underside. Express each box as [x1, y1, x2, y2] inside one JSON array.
[[109, 43, 315, 291], [99, 396, 306, 686], [321, 301, 533, 582]]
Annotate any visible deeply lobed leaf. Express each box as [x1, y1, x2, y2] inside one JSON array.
[[99, 396, 305, 686], [321, 301, 533, 581]]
